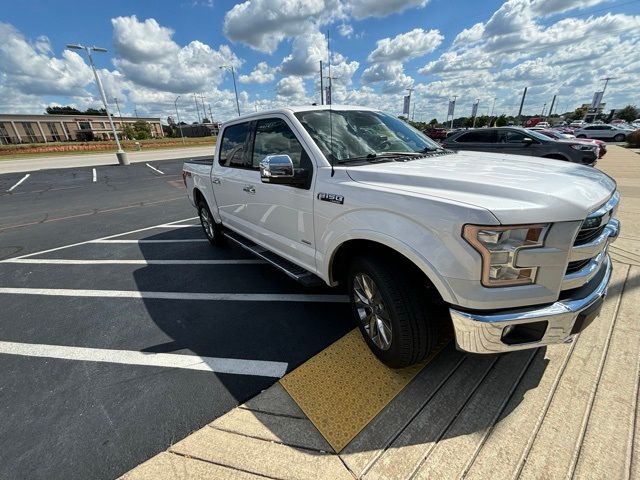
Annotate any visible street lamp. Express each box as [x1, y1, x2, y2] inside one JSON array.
[[174, 96, 186, 145], [67, 43, 128, 165], [220, 65, 241, 116]]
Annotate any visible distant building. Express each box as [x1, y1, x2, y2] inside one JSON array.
[[0, 113, 163, 145], [177, 123, 219, 137]]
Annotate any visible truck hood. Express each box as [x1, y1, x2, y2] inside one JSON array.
[[346, 150, 616, 224]]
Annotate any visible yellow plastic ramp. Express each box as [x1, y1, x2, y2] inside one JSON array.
[[280, 329, 448, 452]]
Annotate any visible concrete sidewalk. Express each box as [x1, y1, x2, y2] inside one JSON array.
[[122, 146, 639, 480], [0, 145, 214, 174]]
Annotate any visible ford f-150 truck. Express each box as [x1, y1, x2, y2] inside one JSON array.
[[182, 105, 620, 368]]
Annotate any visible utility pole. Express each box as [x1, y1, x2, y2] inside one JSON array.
[[208, 104, 214, 123], [193, 94, 201, 123], [548, 95, 557, 120], [319, 60, 324, 105], [200, 94, 207, 121], [113, 97, 123, 120], [220, 66, 241, 116], [449, 95, 457, 129], [489, 97, 497, 125], [517, 87, 528, 124], [541, 103, 547, 117], [174, 96, 185, 144], [66, 43, 128, 165]]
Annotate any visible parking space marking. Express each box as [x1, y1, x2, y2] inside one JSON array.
[[7, 174, 30, 192], [90, 239, 210, 243], [146, 163, 165, 175], [157, 224, 199, 228], [92, 168, 97, 182], [0, 341, 288, 377], [1, 258, 266, 265], [0, 287, 349, 302], [10, 216, 198, 260]]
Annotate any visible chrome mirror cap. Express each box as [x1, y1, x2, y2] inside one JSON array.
[[260, 154, 294, 180]]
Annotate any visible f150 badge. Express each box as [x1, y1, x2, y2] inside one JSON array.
[[317, 192, 344, 205]]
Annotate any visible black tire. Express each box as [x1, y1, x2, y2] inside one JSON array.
[[347, 256, 440, 368], [613, 133, 625, 142], [576, 134, 587, 138], [198, 200, 224, 246]]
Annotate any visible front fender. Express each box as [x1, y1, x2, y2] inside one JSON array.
[[319, 209, 473, 304]]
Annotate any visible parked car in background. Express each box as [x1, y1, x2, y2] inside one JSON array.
[[535, 121, 550, 128], [533, 129, 607, 158], [574, 124, 636, 142], [423, 126, 448, 141], [632, 119, 640, 128], [569, 121, 586, 128], [442, 127, 598, 165]]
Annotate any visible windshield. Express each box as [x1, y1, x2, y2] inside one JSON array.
[[294, 109, 442, 163]]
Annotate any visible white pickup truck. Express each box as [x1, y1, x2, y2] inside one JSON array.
[[183, 105, 620, 368]]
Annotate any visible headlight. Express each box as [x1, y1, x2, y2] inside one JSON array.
[[463, 224, 549, 287], [570, 144, 596, 151]]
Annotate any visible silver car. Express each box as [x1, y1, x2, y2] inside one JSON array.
[[574, 124, 635, 142]]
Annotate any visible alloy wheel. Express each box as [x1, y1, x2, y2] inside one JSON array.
[[200, 207, 215, 240], [353, 273, 393, 350]]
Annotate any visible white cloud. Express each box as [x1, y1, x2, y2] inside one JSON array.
[[111, 15, 241, 94], [276, 75, 307, 100], [0, 22, 93, 97], [338, 23, 353, 37], [452, 23, 484, 46], [348, 0, 429, 20], [361, 61, 413, 93], [223, 0, 333, 53], [367, 28, 443, 63], [530, 0, 608, 17], [239, 62, 275, 84], [280, 30, 328, 76]]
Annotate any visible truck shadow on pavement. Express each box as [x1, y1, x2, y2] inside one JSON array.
[[131, 224, 549, 456]]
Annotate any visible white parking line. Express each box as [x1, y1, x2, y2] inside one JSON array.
[[0, 341, 288, 377], [7, 174, 30, 192], [90, 239, 209, 243], [9, 216, 198, 260], [146, 163, 164, 175], [0, 287, 349, 303], [2, 259, 266, 265], [157, 224, 199, 228], [92, 168, 97, 182]]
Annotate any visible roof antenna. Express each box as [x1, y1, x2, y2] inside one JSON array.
[[327, 29, 335, 177]]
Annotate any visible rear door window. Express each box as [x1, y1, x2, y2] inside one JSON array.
[[218, 122, 252, 168], [456, 130, 495, 143]]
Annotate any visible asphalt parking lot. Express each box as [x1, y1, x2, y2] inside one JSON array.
[[0, 159, 352, 479]]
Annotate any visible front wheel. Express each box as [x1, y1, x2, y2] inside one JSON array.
[[347, 256, 440, 368], [613, 133, 625, 142], [198, 200, 224, 246]]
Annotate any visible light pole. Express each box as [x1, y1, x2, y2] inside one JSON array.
[[174, 96, 185, 144], [67, 43, 128, 165], [220, 65, 241, 116], [472, 98, 480, 128], [113, 97, 123, 120]]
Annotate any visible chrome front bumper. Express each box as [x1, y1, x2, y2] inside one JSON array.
[[450, 256, 612, 354]]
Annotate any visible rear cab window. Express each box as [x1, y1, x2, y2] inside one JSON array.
[[218, 122, 252, 169]]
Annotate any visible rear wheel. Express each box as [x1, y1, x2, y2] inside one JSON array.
[[347, 256, 440, 368], [613, 133, 625, 142], [198, 200, 224, 246]]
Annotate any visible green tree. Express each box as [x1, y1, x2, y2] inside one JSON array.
[[121, 125, 135, 140], [84, 108, 107, 116], [570, 107, 587, 121], [475, 115, 489, 128], [201, 117, 211, 124], [132, 120, 152, 140], [429, 118, 438, 125], [495, 114, 507, 127], [46, 106, 82, 115], [616, 105, 638, 123]]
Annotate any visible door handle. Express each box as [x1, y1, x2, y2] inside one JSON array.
[[211, 177, 221, 184], [242, 185, 256, 195]]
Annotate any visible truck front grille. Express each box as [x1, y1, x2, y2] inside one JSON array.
[[566, 259, 591, 274], [574, 224, 606, 246]]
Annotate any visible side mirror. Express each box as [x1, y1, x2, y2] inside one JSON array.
[[522, 137, 534, 144], [260, 154, 295, 183]]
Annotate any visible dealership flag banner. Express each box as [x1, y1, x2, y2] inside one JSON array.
[[403, 95, 411, 115], [325, 86, 332, 105], [448, 100, 455, 116], [471, 101, 479, 117], [590, 91, 604, 109]]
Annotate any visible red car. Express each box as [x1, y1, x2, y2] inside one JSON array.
[[423, 127, 448, 141], [536, 129, 606, 158]]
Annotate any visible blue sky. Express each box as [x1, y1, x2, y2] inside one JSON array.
[[1, 0, 639, 123]]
